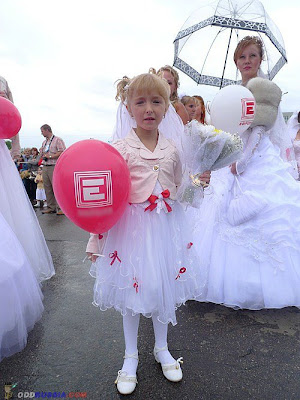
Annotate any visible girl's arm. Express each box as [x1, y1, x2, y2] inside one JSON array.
[[232, 126, 263, 175], [11, 134, 21, 160], [174, 101, 190, 125], [86, 232, 108, 262]]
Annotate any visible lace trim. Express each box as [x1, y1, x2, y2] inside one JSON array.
[[236, 129, 262, 174]]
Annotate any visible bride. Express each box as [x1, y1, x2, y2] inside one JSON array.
[[193, 36, 300, 310]]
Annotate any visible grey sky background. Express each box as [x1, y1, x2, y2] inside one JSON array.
[[0, 0, 299, 148]]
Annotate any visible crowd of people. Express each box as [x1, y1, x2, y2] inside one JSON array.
[[14, 146, 46, 207], [1, 34, 300, 397], [11, 124, 66, 214]]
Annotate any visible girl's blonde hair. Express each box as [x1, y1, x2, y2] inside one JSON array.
[[234, 36, 265, 64], [157, 65, 180, 103], [115, 70, 170, 111]]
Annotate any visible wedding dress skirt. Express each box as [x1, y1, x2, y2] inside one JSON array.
[[0, 212, 44, 361], [192, 135, 300, 310], [0, 140, 54, 282]]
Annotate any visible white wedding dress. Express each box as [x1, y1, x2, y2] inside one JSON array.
[[0, 139, 55, 282], [0, 139, 55, 360], [192, 125, 300, 310], [0, 212, 44, 361]]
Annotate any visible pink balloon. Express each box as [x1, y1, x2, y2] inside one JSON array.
[[0, 96, 22, 139], [53, 139, 131, 234]]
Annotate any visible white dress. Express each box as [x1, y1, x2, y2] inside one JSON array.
[[293, 140, 300, 175], [36, 187, 47, 201], [0, 212, 44, 361], [90, 183, 205, 326], [192, 126, 300, 310], [0, 140, 54, 282]]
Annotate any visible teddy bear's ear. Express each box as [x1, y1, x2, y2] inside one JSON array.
[[246, 77, 282, 130]]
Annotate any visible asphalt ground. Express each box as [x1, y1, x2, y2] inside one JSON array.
[[1, 211, 300, 400]]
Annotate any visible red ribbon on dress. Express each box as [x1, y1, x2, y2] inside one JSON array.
[[144, 189, 172, 213], [133, 278, 139, 293], [175, 267, 187, 280], [109, 250, 121, 265]]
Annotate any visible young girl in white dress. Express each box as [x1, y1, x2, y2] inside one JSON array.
[[193, 36, 300, 310], [34, 166, 47, 208], [86, 72, 205, 395]]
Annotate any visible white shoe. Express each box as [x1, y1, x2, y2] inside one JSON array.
[[115, 351, 138, 395], [153, 344, 183, 382]]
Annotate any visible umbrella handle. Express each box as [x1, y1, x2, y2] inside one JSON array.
[[220, 28, 233, 89]]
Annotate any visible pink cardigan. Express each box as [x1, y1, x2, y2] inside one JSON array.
[[86, 129, 183, 254]]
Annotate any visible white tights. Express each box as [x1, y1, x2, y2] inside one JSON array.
[[121, 312, 175, 375]]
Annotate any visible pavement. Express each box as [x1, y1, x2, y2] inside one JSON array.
[[1, 210, 300, 400]]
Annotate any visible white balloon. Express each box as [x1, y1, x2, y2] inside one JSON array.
[[210, 85, 256, 135]]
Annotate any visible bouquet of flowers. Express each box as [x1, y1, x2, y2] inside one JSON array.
[[177, 120, 243, 208]]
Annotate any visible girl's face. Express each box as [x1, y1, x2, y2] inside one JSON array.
[[32, 149, 38, 156], [161, 70, 176, 98], [38, 168, 42, 174], [128, 90, 166, 134], [236, 44, 262, 83], [184, 100, 197, 121]]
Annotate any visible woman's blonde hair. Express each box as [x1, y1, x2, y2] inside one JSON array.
[[115, 70, 170, 111], [234, 36, 265, 64], [157, 65, 180, 103], [180, 95, 198, 106]]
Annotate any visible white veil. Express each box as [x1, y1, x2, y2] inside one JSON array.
[[257, 68, 298, 178], [286, 111, 300, 141], [111, 101, 185, 159]]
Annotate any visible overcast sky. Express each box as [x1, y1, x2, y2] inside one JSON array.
[[0, 0, 299, 149]]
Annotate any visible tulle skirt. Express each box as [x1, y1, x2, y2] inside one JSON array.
[[192, 136, 300, 310], [0, 212, 44, 361], [90, 200, 206, 325], [0, 140, 54, 282]]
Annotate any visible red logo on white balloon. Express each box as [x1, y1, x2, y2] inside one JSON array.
[[240, 98, 255, 126], [74, 171, 112, 208]]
